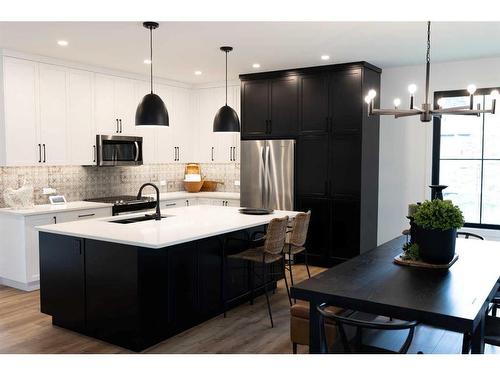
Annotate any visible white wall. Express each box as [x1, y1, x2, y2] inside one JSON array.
[[378, 56, 500, 244]]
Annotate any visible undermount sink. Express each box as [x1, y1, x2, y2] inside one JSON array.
[[109, 214, 169, 224]]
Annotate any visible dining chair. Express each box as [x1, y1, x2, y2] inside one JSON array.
[[224, 216, 289, 328], [317, 304, 418, 354], [284, 211, 312, 306]]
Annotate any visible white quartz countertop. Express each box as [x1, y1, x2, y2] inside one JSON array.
[[36, 205, 297, 249], [152, 191, 240, 201], [0, 201, 113, 216]]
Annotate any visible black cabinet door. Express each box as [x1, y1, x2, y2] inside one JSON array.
[[296, 197, 331, 265], [168, 243, 199, 330], [241, 80, 269, 138], [330, 135, 362, 196], [39, 233, 85, 330], [330, 68, 363, 133], [197, 237, 222, 318], [85, 240, 140, 343], [330, 198, 361, 260], [269, 76, 299, 137], [299, 73, 330, 135], [296, 135, 330, 197]]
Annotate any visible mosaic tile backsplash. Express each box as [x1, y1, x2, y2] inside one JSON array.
[[0, 163, 240, 207]]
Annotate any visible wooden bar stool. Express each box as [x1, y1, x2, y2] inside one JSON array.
[[223, 216, 289, 328], [284, 211, 311, 305]]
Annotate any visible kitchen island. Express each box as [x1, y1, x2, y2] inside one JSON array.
[[37, 205, 297, 351]]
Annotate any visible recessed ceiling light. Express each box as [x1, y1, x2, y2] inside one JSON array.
[[143, 59, 152, 64], [252, 63, 261, 69], [57, 40, 68, 47], [321, 55, 330, 61], [194, 71, 202, 76]]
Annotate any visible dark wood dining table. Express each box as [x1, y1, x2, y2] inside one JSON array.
[[290, 236, 500, 354]]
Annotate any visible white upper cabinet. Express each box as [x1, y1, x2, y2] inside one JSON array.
[[1, 57, 39, 166], [155, 83, 175, 163], [94, 73, 118, 134], [38, 63, 68, 165], [67, 69, 95, 165], [0, 53, 239, 167], [172, 87, 194, 163], [115, 77, 138, 135], [195, 84, 240, 164]]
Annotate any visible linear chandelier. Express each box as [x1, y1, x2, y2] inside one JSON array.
[[365, 22, 497, 122]]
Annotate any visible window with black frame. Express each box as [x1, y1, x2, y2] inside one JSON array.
[[432, 87, 500, 229]]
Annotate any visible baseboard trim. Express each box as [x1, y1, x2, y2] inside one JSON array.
[[0, 277, 39, 291]]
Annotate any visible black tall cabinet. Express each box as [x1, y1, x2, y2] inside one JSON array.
[[240, 62, 381, 266]]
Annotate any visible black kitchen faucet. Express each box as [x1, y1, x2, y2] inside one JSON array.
[[137, 183, 162, 220]]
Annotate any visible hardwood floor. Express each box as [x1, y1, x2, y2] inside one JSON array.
[[0, 265, 498, 354]]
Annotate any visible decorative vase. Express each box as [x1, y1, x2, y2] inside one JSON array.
[[414, 225, 457, 264]]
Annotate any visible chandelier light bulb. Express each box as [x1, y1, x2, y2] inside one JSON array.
[[467, 84, 477, 95], [393, 98, 401, 108], [408, 84, 417, 94], [367, 89, 377, 99], [491, 89, 500, 98]]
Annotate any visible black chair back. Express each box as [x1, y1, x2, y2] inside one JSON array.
[[317, 304, 418, 354], [457, 232, 484, 240]]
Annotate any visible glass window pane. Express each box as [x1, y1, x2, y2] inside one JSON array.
[[439, 96, 483, 159], [481, 161, 500, 224], [483, 94, 500, 159], [440, 160, 481, 223]]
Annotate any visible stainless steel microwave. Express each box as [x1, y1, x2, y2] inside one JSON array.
[[96, 135, 143, 166]]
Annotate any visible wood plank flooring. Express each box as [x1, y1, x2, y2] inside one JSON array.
[[0, 265, 498, 354]]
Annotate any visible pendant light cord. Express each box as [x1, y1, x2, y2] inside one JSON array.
[[225, 50, 228, 106], [150, 26, 153, 94], [424, 21, 431, 105]]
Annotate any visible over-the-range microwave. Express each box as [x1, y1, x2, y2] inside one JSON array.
[[96, 135, 143, 166]]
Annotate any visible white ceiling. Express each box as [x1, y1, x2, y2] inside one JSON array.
[[1, 22, 500, 84]]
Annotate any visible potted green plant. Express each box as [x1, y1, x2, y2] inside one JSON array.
[[412, 199, 464, 264]]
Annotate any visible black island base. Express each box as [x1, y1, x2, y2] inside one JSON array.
[[39, 226, 280, 352]]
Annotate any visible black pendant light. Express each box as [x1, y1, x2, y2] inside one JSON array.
[[136, 22, 169, 126], [213, 46, 240, 132]]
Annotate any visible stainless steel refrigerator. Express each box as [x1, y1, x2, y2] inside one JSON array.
[[240, 139, 295, 210]]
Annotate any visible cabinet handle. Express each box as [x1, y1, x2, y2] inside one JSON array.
[[269, 120, 272, 134], [53, 216, 57, 224], [116, 119, 119, 133], [186, 200, 189, 206], [119, 119, 123, 133], [43, 144, 46, 163], [165, 202, 176, 207], [38, 144, 42, 163], [93, 145, 96, 163], [233, 147, 236, 162], [175, 147, 177, 161], [211, 147, 214, 162], [78, 213, 95, 218], [177, 147, 180, 161]]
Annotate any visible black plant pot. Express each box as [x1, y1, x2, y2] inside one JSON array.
[[414, 226, 457, 264]]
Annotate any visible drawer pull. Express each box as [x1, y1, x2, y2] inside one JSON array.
[[78, 213, 96, 218], [165, 203, 177, 207]]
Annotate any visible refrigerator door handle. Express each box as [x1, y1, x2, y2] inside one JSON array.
[[264, 145, 272, 208], [259, 145, 266, 207]]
